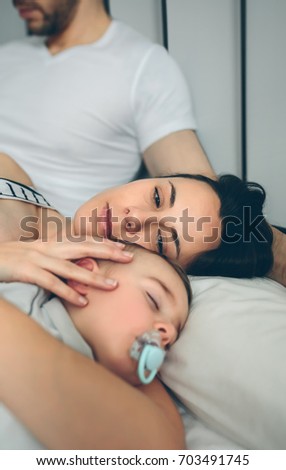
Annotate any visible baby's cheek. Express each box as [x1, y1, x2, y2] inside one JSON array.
[[117, 359, 140, 386], [123, 302, 154, 331]]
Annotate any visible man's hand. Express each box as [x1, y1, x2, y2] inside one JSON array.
[[268, 227, 286, 287]]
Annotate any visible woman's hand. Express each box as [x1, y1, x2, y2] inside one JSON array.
[[268, 227, 286, 287], [0, 238, 133, 306]]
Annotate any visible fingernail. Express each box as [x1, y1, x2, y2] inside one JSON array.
[[122, 251, 133, 258], [79, 296, 88, 306], [114, 241, 125, 248], [105, 278, 118, 286]]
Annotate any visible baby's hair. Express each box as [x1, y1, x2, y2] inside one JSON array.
[[116, 241, 192, 309]]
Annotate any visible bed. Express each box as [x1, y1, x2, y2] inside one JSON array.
[[161, 274, 286, 449]]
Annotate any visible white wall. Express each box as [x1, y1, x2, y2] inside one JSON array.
[[0, 1, 26, 44], [1, 0, 285, 225], [247, 0, 286, 225]]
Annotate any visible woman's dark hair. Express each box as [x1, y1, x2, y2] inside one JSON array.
[[164, 174, 273, 278]]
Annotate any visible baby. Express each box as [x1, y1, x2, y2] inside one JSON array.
[[64, 243, 191, 385], [0, 243, 191, 449]]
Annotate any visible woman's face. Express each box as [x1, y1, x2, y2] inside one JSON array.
[[73, 177, 222, 268]]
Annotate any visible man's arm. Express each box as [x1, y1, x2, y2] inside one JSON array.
[[268, 227, 286, 287], [143, 129, 216, 178], [0, 299, 185, 449]]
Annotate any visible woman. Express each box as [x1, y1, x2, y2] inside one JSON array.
[[0, 154, 189, 449], [0, 153, 274, 449], [0, 153, 273, 307]]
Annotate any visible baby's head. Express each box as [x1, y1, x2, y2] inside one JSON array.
[[64, 243, 191, 385]]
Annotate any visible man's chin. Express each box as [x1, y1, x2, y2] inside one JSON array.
[[26, 21, 52, 36], [27, 28, 47, 36]]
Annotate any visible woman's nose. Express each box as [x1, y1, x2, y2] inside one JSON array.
[[123, 207, 157, 233], [124, 215, 142, 233]]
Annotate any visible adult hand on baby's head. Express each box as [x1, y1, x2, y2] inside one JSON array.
[[268, 227, 286, 287], [0, 238, 133, 306]]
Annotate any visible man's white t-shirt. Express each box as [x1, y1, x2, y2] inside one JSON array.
[[0, 21, 196, 215]]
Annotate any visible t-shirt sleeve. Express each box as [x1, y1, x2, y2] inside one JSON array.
[[130, 44, 197, 153]]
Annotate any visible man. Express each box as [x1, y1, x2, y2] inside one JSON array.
[[0, 0, 212, 216], [0, 0, 285, 286]]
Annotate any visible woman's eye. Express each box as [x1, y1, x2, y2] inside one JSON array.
[[157, 229, 164, 255], [153, 187, 161, 208], [147, 292, 159, 310]]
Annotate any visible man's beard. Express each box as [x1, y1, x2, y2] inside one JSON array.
[[13, 0, 80, 36]]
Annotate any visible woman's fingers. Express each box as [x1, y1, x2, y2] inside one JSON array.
[[20, 266, 90, 307], [13, 258, 120, 307], [36, 255, 120, 289], [34, 238, 133, 263], [0, 239, 134, 306]]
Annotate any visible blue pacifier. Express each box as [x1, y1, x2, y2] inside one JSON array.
[[130, 330, 166, 384]]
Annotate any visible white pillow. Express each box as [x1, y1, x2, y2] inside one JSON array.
[[160, 276, 286, 449]]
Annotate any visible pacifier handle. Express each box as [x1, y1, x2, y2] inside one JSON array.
[[137, 344, 166, 384], [130, 331, 166, 384]]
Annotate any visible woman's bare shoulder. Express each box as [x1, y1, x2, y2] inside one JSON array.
[[0, 154, 37, 242], [138, 379, 186, 449], [0, 153, 34, 187]]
